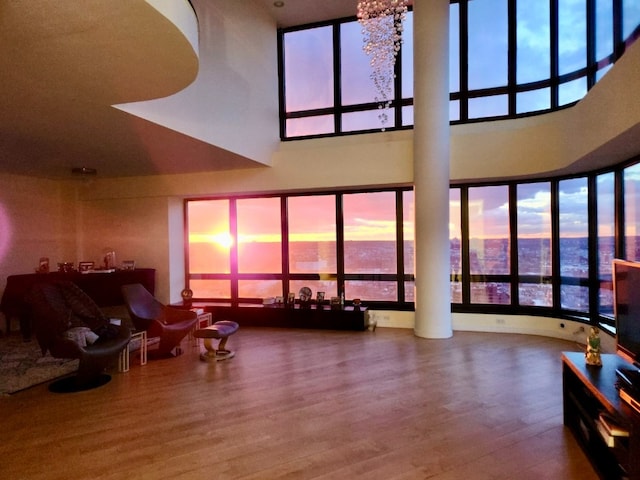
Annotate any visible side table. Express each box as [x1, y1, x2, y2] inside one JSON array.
[[190, 312, 212, 344], [119, 330, 148, 372]]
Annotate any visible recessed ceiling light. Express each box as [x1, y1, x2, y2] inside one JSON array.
[[273, 1, 285, 7]]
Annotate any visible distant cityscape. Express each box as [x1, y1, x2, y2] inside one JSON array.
[[189, 237, 640, 310]]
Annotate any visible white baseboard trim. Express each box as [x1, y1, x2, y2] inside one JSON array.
[[368, 310, 616, 353]]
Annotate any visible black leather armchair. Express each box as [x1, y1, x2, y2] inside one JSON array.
[[121, 283, 198, 357], [28, 281, 131, 392]]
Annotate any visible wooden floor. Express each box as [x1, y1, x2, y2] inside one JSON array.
[[0, 328, 598, 480]]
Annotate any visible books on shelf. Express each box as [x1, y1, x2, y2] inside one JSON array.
[[596, 412, 629, 447], [596, 420, 616, 447], [598, 412, 629, 437], [620, 388, 640, 415]]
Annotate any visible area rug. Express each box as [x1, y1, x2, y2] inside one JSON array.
[[0, 336, 78, 395]]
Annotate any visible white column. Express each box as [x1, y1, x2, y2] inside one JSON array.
[[413, 0, 452, 338]]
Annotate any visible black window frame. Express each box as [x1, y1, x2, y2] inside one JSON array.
[[278, 0, 640, 140]]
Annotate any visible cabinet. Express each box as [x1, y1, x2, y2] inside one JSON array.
[[1, 269, 156, 337], [187, 303, 370, 331], [562, 352, 640, 479]]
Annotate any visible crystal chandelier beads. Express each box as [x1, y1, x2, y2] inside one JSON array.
[[357, 0, 408, 129]]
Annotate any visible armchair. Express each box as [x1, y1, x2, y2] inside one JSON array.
[[28, 281, 131, 392], [121, 283, 198, 358]]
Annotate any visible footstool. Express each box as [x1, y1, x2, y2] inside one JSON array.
[[192, 320, 239, 361]]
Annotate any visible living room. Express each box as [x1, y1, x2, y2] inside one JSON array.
[[1, 1, 640, 478]]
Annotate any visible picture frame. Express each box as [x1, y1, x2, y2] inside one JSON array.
[[37, 257, 50, 273], [122, 260, 136, 270], [78, 261, 94, 272]]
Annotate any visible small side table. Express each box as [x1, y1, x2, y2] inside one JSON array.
[[190, 312, 212, 344], [119, 330, 147, 372]]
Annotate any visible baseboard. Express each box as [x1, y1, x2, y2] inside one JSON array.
[[368, 310, 615, 352]]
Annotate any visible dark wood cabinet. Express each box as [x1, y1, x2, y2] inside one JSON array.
[[562, 352, 640, 479], [1, 269, 156, 337], [189, 303, 370, 331]]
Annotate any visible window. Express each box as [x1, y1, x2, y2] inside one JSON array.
[[185, 188, 414, 306], [468, 185, 510, 305], [284, 26, 334, 137], [558, 177, 589, 312], [343, 191, 398, 301], [288, 195, 337, 274], [596, 0, 614, 62], [558, 0, 587, 76], [236, 197, 282, 299], [284, 27, 333, 112], [625, 163, 640, 261], [517, 182, 552, 307], [279, 0, 639, 138], [517, 2, 550, 85], [623, 1, 640, 39], [186, 199, 231, 298], [236, 197, 281, 274], [596, 173, 615, 317], [468, 0, 508, 90], [184, 160, 640, 327], [450, 188, 462, 304], [403, 190, 415, 302]]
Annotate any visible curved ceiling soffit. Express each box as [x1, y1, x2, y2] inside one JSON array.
[[113, 0, 200, 129]]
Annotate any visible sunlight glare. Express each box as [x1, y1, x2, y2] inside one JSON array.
[[212, 232, 233, 249], [190, 232, 234, 249]]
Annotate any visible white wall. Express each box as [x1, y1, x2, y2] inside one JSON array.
[[370, 310, 617, 352], [450, 38, 640, 181], [78, 194, 172, 301], [0, 174, 77, 331], [115, 0, 280, 167]]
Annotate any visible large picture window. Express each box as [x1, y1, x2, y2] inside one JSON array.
[[184, 158, 640, 328], [186, 189, 414, 306], [279, 0, 639, 139]]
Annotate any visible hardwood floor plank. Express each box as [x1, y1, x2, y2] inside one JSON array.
[[0, 328, 599, 479]]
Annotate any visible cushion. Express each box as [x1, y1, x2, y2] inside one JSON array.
[[62, 327, 99, 347]]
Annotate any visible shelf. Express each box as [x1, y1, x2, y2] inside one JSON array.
[[563, 352, 640, 479]]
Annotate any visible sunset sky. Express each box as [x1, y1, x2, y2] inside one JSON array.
[[186, 2, 640, 248]]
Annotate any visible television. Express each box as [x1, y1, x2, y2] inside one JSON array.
[[613, 259, 640, 367]]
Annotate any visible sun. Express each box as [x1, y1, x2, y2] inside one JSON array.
[[211, 232, 234, 249]]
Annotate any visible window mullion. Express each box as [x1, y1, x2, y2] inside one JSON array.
[[333, 24, 342, 135]]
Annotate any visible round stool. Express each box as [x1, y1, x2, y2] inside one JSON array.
[[192, 320, 239, 361]]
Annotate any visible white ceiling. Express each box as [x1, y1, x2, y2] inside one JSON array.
[[259, 0, 360, 28], [0, 0, 359, 179], [16, 1, 634, 182]]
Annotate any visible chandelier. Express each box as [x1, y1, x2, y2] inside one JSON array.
[[357, 0, 409, 129]]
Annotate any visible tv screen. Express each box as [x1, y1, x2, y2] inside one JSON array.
[[613, 259, 640, 365]]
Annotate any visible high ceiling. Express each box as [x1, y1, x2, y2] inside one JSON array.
[[0, 0, 360, 179], [260, 0, 360, 28]]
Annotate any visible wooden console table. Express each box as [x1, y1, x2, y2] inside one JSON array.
[[562, 351, 640, 479], [185, 303, 369, 331], [1, 268, 156, 337]]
